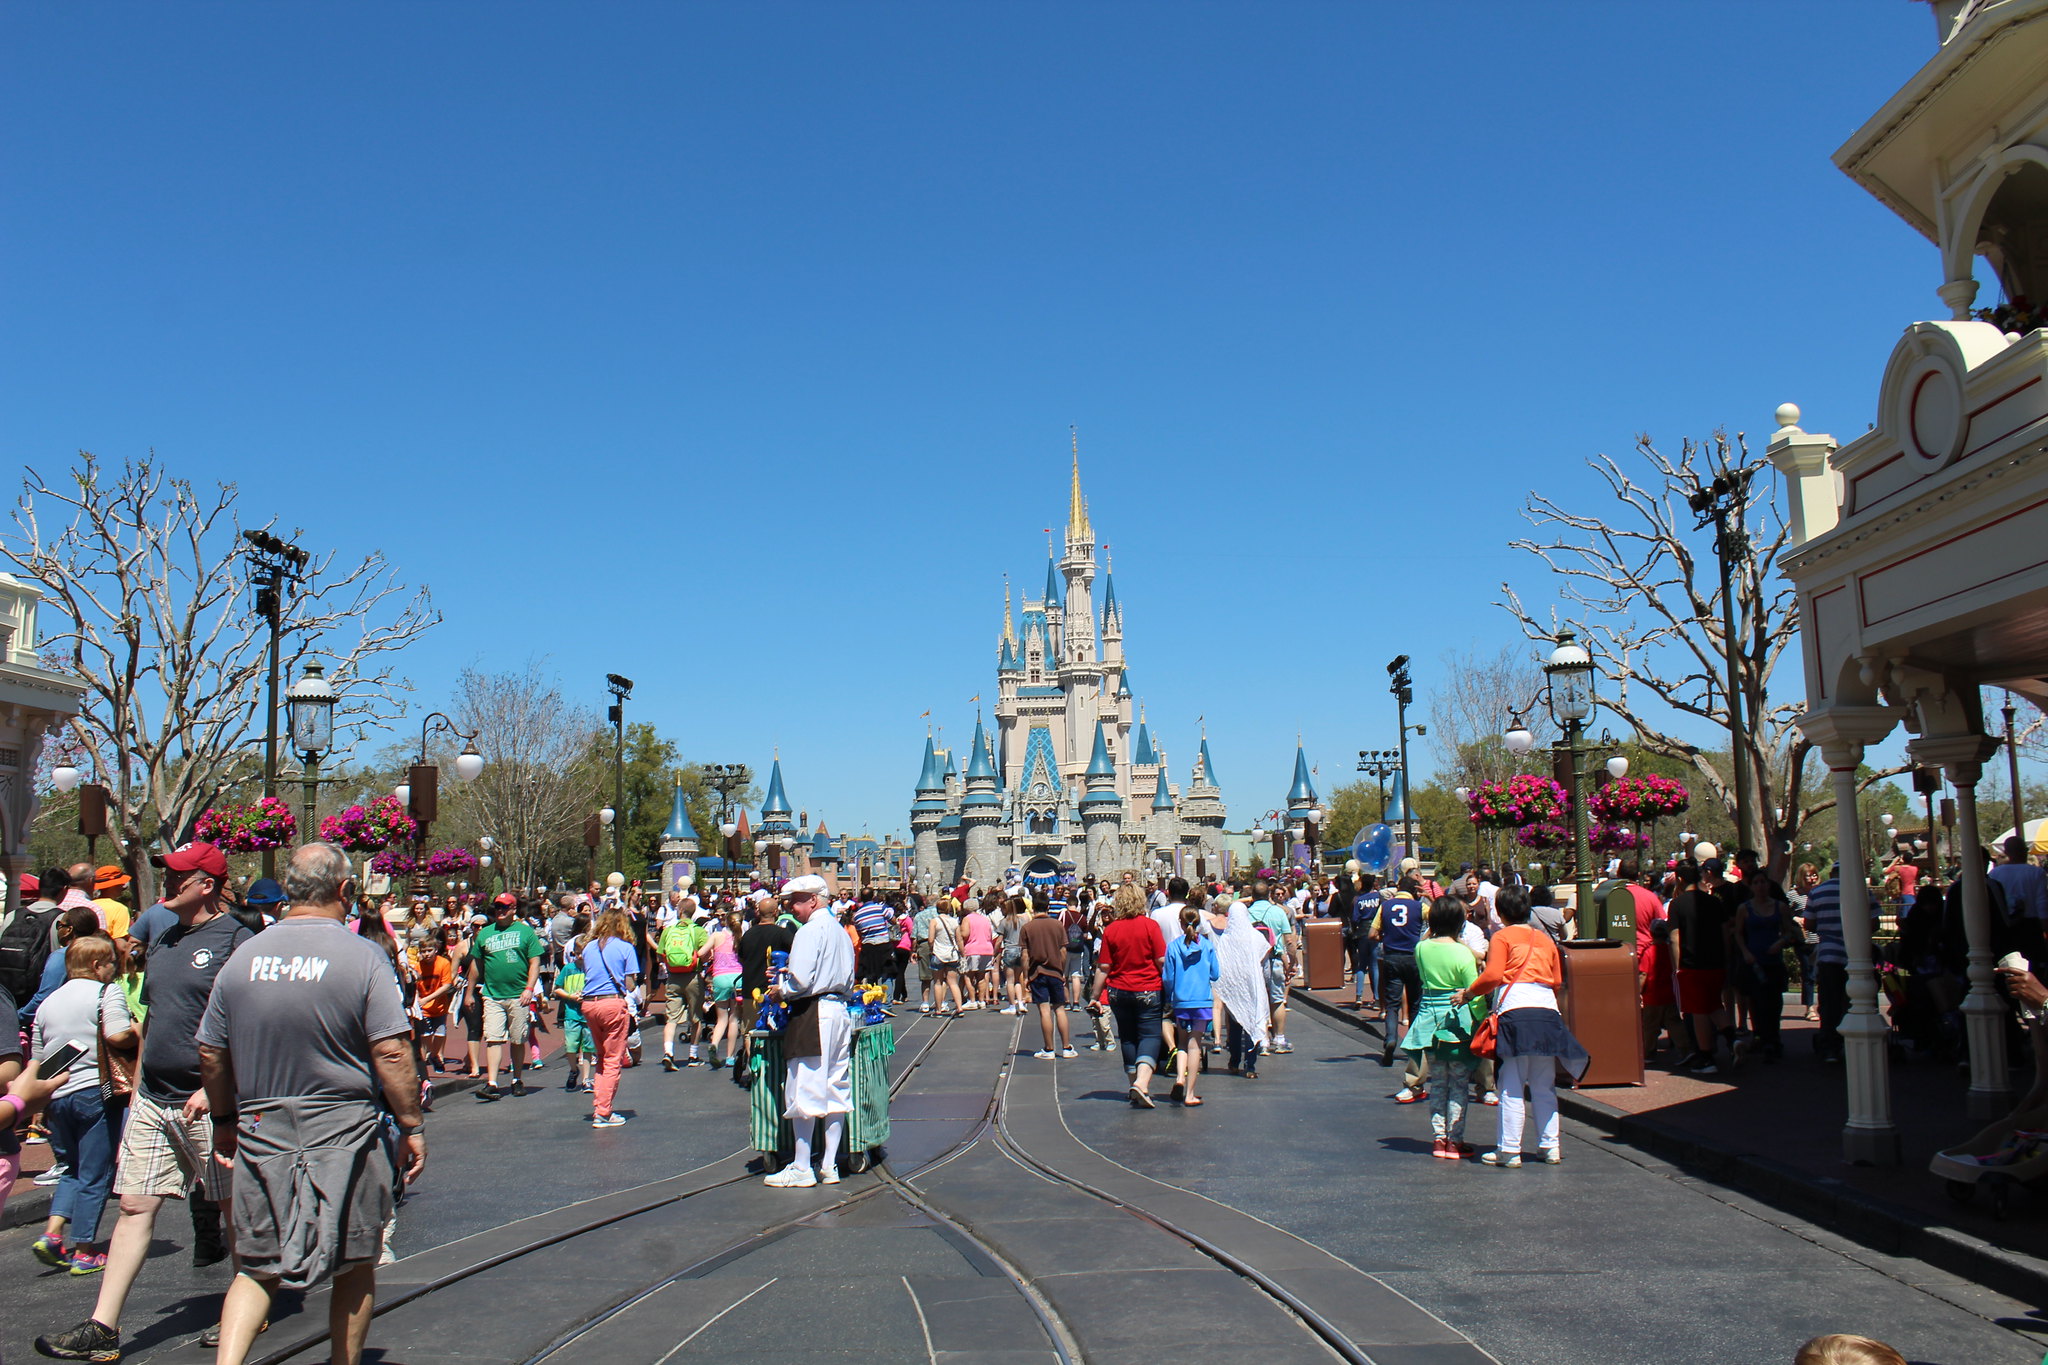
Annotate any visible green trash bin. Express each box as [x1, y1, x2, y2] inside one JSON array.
[[748, 1021, 897, 1172]]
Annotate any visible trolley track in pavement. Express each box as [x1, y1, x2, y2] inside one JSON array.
[[226, 1009, 963, 1365]]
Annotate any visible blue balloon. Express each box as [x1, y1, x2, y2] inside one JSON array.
[[1352, 823, 1394, 873]]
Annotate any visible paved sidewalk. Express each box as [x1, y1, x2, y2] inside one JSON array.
[[1295, 982, 2048, 1305]]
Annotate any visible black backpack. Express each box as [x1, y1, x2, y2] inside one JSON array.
[[0, 903, 60, 1005]]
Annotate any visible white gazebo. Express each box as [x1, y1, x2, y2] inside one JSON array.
[[0, 573, 87, 921], [1773, 0, 2048, 1161]]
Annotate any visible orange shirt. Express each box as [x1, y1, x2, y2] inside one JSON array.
[[1468, 924, 1563, 997], [415, 954, 455, 1018]]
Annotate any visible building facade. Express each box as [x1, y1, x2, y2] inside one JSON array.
[[909, 451, 1227, 889]]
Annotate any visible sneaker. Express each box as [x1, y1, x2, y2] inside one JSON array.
[[1033, 1049, 1056, 1059], [1480, 1091, 1499, 1107], [34, 1318, 121, 1360], [764, 1166, 817, 1188], [662, 1056, 677, 1072], [591, 1113, 627, 1128], [1431, 1137, 1456, 1160], [32, 1165, 66, 1187], [819, 1165, 842, 1185], [1480, 1150, 1522, 1169], [1394, 1088, 1427, 1104], [709, 1046, 723, 1070], [1271, 1037, 1292, 1054], [32, 1234, 68, 1267], [476, 1083, 503, 1101], [25, 1126, 48, 1144], [684, 1054, 704, 1067], [919, 1003, 933, 1014], [510, 1079, 529, 1098], [67, 1251, 107, 1277], [1541, 1149, 1563, 1165], [1059, 1047, 1078, 1059], [565, 1075, 581, 1092]]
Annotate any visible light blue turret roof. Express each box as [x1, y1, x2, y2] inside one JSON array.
[[1198, 738, 1220, 786], [663, 780, 697, 841], [1288, 747, 1317, 806], [965, 720, 997, 780], [998, 636, 1022, 672], [761, 759, 793, 818], [1116, 671, 1132, 700], [1102, 572, 1119, 624], [943, 748, 957, 781], [915, 736, 945, 794], [1152, 768, 1174, 811], [1085, 721, 1116, 778], [1132, 720, 1158, 767], [1044, 556, 1063, 610]]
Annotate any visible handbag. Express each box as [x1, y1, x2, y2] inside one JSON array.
[[1468, 987, 1500, 1060], [96, 984, 137, 1109]]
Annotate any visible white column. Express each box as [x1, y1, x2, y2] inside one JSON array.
[[1949, 761, 2013, 1116], [1828, 746, 1900, 1165]]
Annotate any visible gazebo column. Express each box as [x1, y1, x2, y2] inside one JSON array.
[[1913, 736, 2013, 1117], [1825, 745, 1898, 1164]]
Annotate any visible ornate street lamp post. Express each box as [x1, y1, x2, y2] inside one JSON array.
[[287, 660, 337, 843], [1541, 631, 1599, 936], [408, 712, 485, 894], [243, 528, 311, 878]]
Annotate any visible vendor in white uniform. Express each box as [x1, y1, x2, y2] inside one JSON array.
[[763, 874, 856, 1188]]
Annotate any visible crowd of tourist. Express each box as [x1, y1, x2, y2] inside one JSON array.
[[0, 833, 1992, 1364]]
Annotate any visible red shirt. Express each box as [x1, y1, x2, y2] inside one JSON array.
[[1098, 916, 1166, 991], [1640, 938, 1677, 1007], [1629, 884, 1666, 962]]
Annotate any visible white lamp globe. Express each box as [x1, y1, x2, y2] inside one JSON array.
[[453, 747, 485, 782], [394, 783, 411, 806], [478, 854, 493, 868], [1606, 756, 1629, 779], [1455, 786, 1471, 802], [1880, 813, 1894, 827], [719, 821, 738, 839], [478, 835, 494, 851], [598, 807, 615, 827], [51, 762, 82, 794], [1503, 722, 1534, 756]]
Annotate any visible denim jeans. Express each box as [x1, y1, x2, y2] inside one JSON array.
[[1107, 988, 1163, 1074], [1226, 1017, 1262, 1072], [46, 1089, 116, 1244], [1815, 962, 1849, 1061], [1349, 938, 1378, 1003]]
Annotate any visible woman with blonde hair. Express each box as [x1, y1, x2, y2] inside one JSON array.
[[578, 906, 642, 1127], [30, 935, 136, 1275]]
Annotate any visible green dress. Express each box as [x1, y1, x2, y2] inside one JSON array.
[[1398, 936, 1484, 1053]]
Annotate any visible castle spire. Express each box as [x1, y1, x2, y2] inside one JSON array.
[[1067, 426, 1092, 543], [1003, 576, 1015, 644]]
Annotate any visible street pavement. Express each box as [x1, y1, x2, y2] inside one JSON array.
[[1, 1004, 2038, 1364]]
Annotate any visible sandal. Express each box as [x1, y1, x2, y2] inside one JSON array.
[[1183, 1095, 1204, 1106]]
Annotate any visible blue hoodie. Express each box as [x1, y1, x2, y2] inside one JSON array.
[[1162, 933, 1219, 1013]]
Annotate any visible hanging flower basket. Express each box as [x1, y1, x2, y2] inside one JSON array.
[[1467, 775, 1569, 830], [1589, 822, 1652, 854], [369, 848, 417, 877], [194, 796, 297, 854], [1588, 774, 1689, 823], [1513, 821, 1572, 851], [321, 795, 419, 853], [421, 847, 477, 878]]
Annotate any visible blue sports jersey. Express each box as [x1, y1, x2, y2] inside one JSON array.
[[1375, 896, 1425, 954]]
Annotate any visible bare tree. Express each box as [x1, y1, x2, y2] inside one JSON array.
[[440, 663, 604, 894], [6, 453, 437, 896], [1500, 429, 1903, 870], [1429, 645, 1552, 788]]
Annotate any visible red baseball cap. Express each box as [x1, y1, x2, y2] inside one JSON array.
[[151, 841, 229, 879], [492, 892, 519, 907]]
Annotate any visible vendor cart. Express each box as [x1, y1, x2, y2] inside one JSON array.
[[748, 1021, 896, 1173]]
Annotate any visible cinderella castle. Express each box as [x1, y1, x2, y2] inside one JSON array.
[[909, 445, 1228, 889]]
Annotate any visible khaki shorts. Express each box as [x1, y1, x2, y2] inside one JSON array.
[[482, 995, 529, 1045], [114, 1092, 229, 1201], [665, 971, 704, 1024]]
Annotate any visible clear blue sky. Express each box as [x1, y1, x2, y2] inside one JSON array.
[[4, 2, 1954, 840]]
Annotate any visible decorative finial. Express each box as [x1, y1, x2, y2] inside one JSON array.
[[1774, 402, 1801, 431]]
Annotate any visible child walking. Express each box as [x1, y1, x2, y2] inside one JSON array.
[[1400, 897, 1487, 1159], [1162, 906, 1220, 1107], [553, 919, 596, 1093]]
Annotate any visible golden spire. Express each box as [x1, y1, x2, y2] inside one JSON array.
[[1067, 426, 1092, 543], [1002, 576, 1015, 644]]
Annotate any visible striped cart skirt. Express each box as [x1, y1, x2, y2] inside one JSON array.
[[747, 1022, 896, 1171]]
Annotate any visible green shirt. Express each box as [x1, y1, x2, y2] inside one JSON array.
[[1247, 900, 1291, 949], [556, 962, 588, 1026], [1416, 936, 1480, 993], [471, 920, 543, 999]]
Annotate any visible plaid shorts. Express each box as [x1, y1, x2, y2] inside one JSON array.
[[114, 1092, 229, 1201]]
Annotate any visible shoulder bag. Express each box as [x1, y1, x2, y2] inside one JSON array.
[[96, 984, 137, 1111]]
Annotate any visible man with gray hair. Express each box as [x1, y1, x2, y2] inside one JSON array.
[[196, 841, 425, 1365]]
